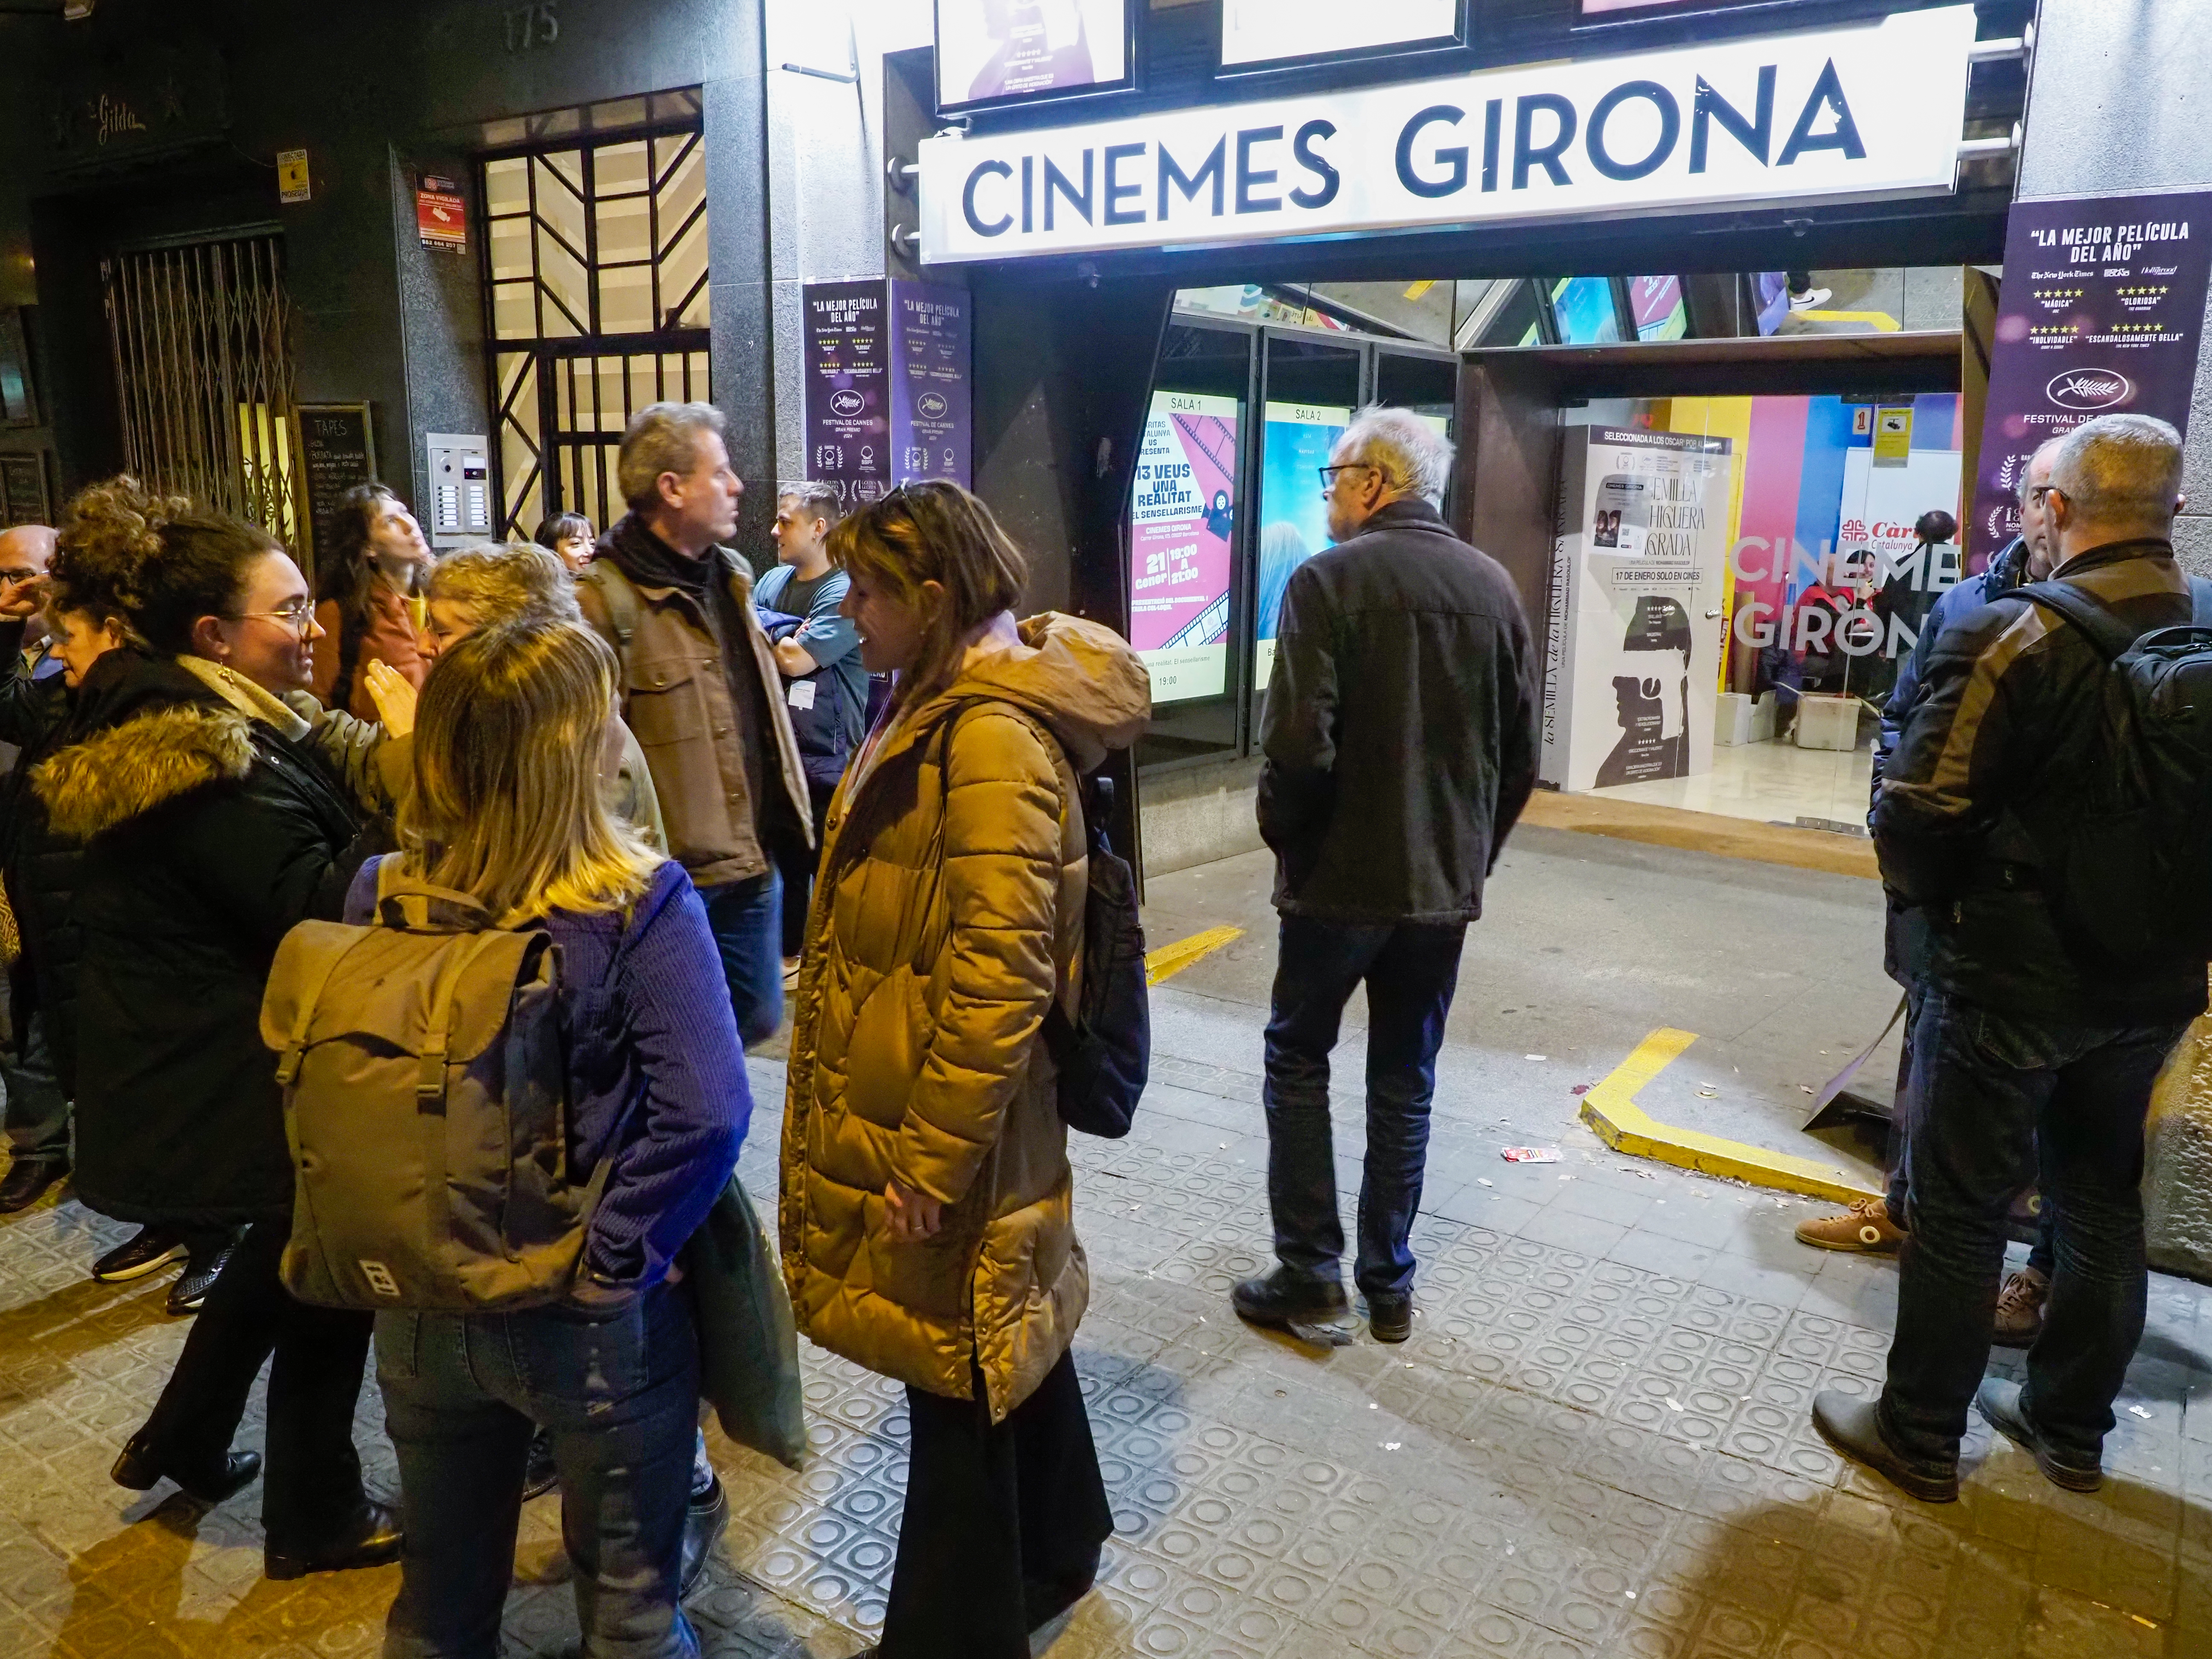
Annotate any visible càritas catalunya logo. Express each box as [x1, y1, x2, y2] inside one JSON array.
[[2046, 369, 2132, 412]]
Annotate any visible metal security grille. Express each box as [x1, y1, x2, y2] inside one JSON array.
[[481, 95, 712, 539], [103, 233, 306, 552]]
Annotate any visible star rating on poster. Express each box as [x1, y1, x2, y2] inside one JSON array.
[[2037, 287, 2086, 301]]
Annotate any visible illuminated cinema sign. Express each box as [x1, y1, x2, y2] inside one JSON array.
[[917, 5, 1976, 264]]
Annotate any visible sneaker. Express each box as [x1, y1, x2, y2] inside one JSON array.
[[1795, 1196, 1906, 1254], [166, 1242, 234, 1316], [1790, 285, 1834, 311], [91, 1226, 188, 1283], [1975, 1377, 2100, 1492], [0, 1156, 67, 1214], [1991, 1265, 2049, 1349], [1231, 1266, 1350, 1330], [782, 957, 802, 987], [1810, 1388, 1958, 1503]]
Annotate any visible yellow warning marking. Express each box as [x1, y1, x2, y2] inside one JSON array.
[[1580, 1028, 1882, 1204], [1403, 280, 1437, 301], [1145, 926, 1243, 986], [1789, 309, 1901, 332]]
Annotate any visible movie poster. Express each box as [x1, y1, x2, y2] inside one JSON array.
[[1968, 189, 2212, 565], [1542, 427, 1735, 792], [1129, 391, 1237, 703], [1253, 401, 1349, 691], [935, 0, 1129, 109]]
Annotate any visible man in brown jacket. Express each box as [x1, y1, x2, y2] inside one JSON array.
[[578, 402, 811, 1045]]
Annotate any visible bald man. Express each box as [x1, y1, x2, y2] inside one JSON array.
[[0, 522, 70, 1214]]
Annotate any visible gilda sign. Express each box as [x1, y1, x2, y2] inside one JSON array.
[[918, 5, 1976, 264]]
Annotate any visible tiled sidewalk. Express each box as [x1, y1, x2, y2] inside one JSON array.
[[0, 1036, 2203, 1658]]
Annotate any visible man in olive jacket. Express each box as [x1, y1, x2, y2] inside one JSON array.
[[1233, 407, 1538, 1345]]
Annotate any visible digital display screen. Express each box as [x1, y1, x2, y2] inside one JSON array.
[[1221, 0, 1459, 70], [1253, 402, 1350, 691], [1581, 0, 1783, 13], [1129, 391, 1238, 704], [935, 0, 1132, 112]]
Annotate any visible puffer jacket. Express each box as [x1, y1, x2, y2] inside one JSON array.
[[32, 652, 366, 1226], [779, 614, 1149, 1422]]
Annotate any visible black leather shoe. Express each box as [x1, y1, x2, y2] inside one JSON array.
[[679, 1473, 728, 1598], [1231, 1267, 1349, 1330], [1811, 1389, 1958, 1503], [264, 1499, 404, 1580], [1365, 1292, 1413, 1344], [1976, 1378, 2101, 1492], [165, 1242, 234, 1316], [111, 1434, 262, 1505], [521, 1426, 559, 1502], [91, 1226, 186, 1283], [0, 1156, 66, 1214]]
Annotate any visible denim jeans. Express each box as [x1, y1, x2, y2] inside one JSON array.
[[377, 1284, 702, 1659], [700, 869, 783, 1047], [2, 1007, 69, 1162], [1880, 990, 2188, 1469], [1263, 913, 1467, 1298], [775, 776, 837, 961]]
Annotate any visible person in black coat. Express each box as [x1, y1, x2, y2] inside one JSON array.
[[1234, 407, 1539, 1346], [27, 477, 399, 1580]]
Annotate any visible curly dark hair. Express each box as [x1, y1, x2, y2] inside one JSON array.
[[55, 474, 281, 655]]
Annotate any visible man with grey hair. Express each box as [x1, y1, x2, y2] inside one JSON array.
[[579, 402, 811, 1046], [1816, 412, 2206, 1503], [1232, 405, 1538, 1346]]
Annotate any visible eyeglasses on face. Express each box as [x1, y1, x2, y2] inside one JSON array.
[[1317, 462, 1380, 489], [230, 599, 317, 631]]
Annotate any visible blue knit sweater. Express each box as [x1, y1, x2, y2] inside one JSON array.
[[346, 857, 749, 1291]]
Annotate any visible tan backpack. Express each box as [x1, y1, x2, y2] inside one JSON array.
[[259, 861, 609, 1312]]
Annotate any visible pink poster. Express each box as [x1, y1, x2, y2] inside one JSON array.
[[1129, 391, 1237, 704]]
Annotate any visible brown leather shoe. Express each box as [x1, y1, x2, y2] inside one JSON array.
[[1795, 1196, 1906, 1254], [1991, 1266, 2049, 1350]]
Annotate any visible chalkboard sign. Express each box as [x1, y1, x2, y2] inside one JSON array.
[[0, 453, 48, 527], [298, 403, 378, 568]]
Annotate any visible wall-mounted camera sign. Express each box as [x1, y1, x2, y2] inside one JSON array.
[[934, 0, 1135, 115], [1221, 0, 1464, 73]]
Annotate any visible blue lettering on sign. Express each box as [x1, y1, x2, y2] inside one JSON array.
[[1044, 151, 1094, 228], [1778, 59, 1866, 164], [1159, 137, 1226, 218], [1514, 93, 1576, 189], [1691, 67, 1775, 171], [1290, 119, 1339, 208], [1586, 80, 1679, 182], [962, 160, 1013, 237], [1103, 142, 1145, 224], [1236, 126, 1284, 213], [1396, 106, 1467, 200]]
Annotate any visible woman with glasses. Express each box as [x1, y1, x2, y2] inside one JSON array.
[[31, 476, 399, 1581]]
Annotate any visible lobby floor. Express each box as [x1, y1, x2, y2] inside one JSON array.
[[0, 832, 2200, 1659], [1589, 739, 1880, 834]]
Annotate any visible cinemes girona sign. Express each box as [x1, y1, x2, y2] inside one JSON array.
[[917, 6, 1976, 264]]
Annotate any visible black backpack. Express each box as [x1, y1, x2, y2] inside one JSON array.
[[2016, 576, 2212, 963], [1042, 774, 1150, 1137]]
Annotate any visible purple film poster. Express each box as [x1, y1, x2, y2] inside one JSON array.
[[889, 280, 972, 489], [1968, 189, 2212, 565], [802, 279, 890, 501]]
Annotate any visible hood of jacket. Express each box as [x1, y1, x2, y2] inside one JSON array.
[[908, 613, 1150, 774], [33, 652, 256, 841]]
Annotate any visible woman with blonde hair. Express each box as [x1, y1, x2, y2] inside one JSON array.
[[367, 620, 748, 1659], [779, 481, 1149, 1656]]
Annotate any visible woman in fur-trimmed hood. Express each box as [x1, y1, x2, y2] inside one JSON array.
[[32, 479, 396, 1580]]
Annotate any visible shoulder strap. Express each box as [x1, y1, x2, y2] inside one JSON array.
[[583, 561, 642, 655], [2191, 576, 2212, 628], [2018, 581, 2138, 664]]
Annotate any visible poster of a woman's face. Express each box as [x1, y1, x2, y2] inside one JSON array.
[[936, 0, 1130, 110]]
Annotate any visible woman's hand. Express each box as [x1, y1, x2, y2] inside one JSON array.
[[883, 1179, 943, 1243], [0, 573, 47, 621], [364, 659, 418, 736]]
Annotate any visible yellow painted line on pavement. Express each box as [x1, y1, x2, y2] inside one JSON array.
[[1580, 1027, 1882, 1204], [1790, 309, 1901, 332], [1145, 926, 1244, 985]]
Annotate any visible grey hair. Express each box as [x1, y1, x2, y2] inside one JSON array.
[[617, 401, 726, 513], [2017, 435, 2065, 505], [778, 480, 844, 528], [1333, 406, 1453, 504], [2049, 413, 2183, 527], [428, 541, 583, 628]]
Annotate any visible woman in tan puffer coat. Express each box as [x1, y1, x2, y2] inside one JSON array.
[[780, 482, 1148, 1658]]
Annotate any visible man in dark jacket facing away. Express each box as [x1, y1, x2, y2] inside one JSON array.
[[1814, 413, 2203, 1502], [1231, 407, 1538, 1345]]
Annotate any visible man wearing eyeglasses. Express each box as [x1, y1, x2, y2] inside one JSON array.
[[1231, 407, 1538, 1347], [1816, 412, 2205, 1505]]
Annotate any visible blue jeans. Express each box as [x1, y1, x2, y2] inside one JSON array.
[[701, 870, 783, 1047], [1263, 914, 1466, 1298], [3, 1007, 69, 1162], [376, 1285, 703, 1659], [1879, 990, 2188, 1470]]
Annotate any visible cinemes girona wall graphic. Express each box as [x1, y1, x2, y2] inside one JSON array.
[[917, 7, 1977, 263]]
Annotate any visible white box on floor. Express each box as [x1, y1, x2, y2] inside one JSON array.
[[1714, 692, 1754, 746], [1796, 693, 1861, 751], [1749, 692, 1778, 742]]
